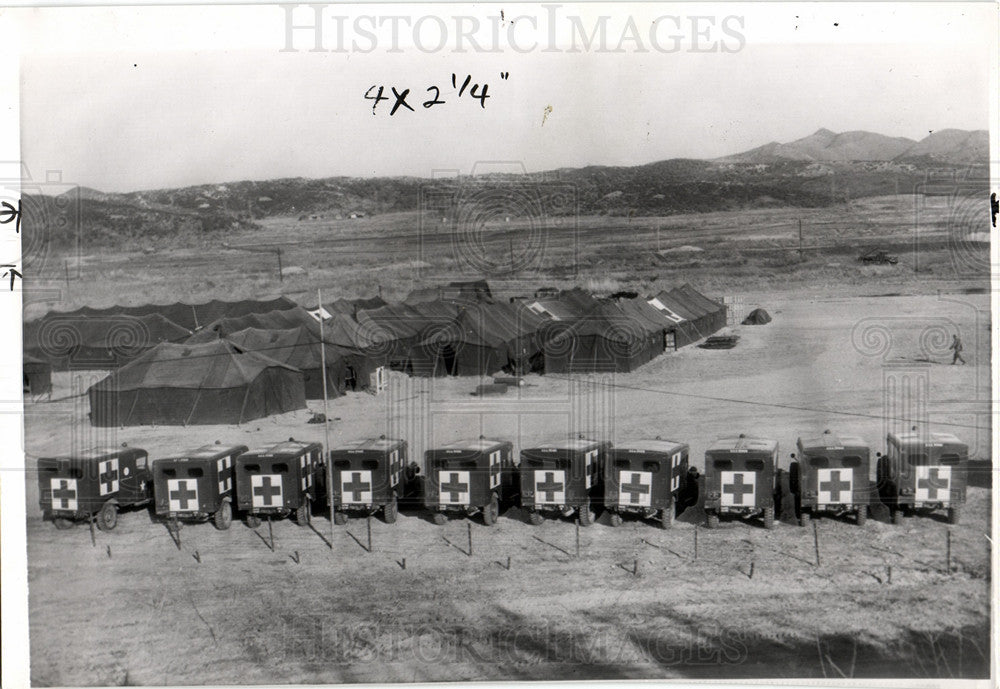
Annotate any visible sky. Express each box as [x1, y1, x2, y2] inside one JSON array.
[[15, 2, 996, 193]]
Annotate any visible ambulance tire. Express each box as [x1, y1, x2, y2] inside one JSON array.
[[53, 517, 75, 530], [213, 501, 232, 531], [856, 504, 868, 526], [890, 507, 904, 526], [333, 511, 348, 525], [608, 511, 623, 528], [96, 501, 118, 531], [482, 494, 499, 526], [947, 505, 961, 525], [527, 511, 544, 526], [578, 500, 593, 527], [384, 495, 398, 524], [296, 502, 311, 527], [706, 512, 719, 529], [660, 507, 672, 529], [431, 511, 447, 526], [763, 506, 775, 530], [246, 515, 262, 529]]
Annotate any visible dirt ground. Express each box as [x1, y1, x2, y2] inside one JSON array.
[[21, 290, 991, 684]]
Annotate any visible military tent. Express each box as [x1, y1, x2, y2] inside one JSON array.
[[224, 326, 356, 399], [648, 284, 727, 348], [30, 297, 296, 332], [526, 287, 601, 321], [742, 308, 772, 325], [23, 354, 52, 396], [542, 301, 665, 373], [413, 301, 547, 376], [88, 340, 305, 426], [24, 313, 192, 369]]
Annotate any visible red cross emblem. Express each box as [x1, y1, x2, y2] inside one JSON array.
[[489, 451, 502, 488], [251, 474, 283, 507], [619, 470, 651, 506], [341, 471, 372, 504], [98, 458, 119, 496], [389, 450, 401, 487], [168, 479, 198, 511], [439, 471, 470, 505], [720, 471, 755, 506], [534, 470, 565, 504], [817, 469, 852, 505], [51, 478, 77, 510], [915, 466, 951, 501]]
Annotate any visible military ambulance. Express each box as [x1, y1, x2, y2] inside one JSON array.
[[704, 434, 778, 529], [424, 437, 516, 525], [791, 430, 871, 526], [329, 436, 413, 524], [152, 442, 248, 530], [878, 429, 967, 524], [520, 437, 610, 526], [604, 437, 691, 529], [38, 445, 151, 531], [235, 439, 324, 527]]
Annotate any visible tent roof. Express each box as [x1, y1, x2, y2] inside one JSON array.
[[224, 326, 346, 370], [29, 297, 296, 331], [24, 312, 192, 351], [89, 340, 299, 392]]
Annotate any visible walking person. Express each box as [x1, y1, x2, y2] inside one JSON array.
[[949, 334, 966, 365]]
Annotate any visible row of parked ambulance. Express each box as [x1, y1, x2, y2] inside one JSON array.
[[38, 428, 969, 533]]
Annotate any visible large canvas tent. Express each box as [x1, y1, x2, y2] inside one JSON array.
[[224, 326, 356, 399], [189, 307, 385, 391], [541, 301, 665, 373], [24, 313, 192, 369], [30, 297, 296, 332], [88, 340, 305, 426], [648, 284, 727, 349], [412, 301, 547, 376]]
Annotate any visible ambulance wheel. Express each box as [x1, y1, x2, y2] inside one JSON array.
[[798, 510, 812, 527], [333, 511, 347, 525], [527, 511, 544, 526], [53, 517, 75, 530], [296, 502, 311, 527], [608, 511, 623, 528], [578, 500, 593, 527], [482, 494, 499, 526], [947, 506, 961, 525], [890, 507, 904, 526], [856, 505, 868, 526], [96, 502, 118, 531], [431, 511, 447, 526], [213, 501, 232, 531], [384, 495, 398, 524], [763, 506, 775, 530], [706, 512, 719, 529], [246, 515, 262, 529], [660, 507, 673, 530]]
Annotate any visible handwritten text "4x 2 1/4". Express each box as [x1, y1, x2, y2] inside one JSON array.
[[365, 72, 509, 115]]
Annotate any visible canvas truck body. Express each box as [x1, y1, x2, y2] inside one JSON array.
[[424, 438, 516, 525], [604, 439, 689, 528], [329, 437, 411, 524], [703, 435, 778, 529], [878, 430, 968, 524], [38, 446, 151, 530], [519, 438, 610, 525], [235, 440, 324, 526], [792, 431, 870, 525], [152, 443, 248, 529]]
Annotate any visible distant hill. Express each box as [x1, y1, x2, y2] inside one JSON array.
[[719, 128, 987, 165], [22, 127, 989, 247]]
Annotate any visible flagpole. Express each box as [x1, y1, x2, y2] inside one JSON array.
[[318, 289, 335, 549]]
